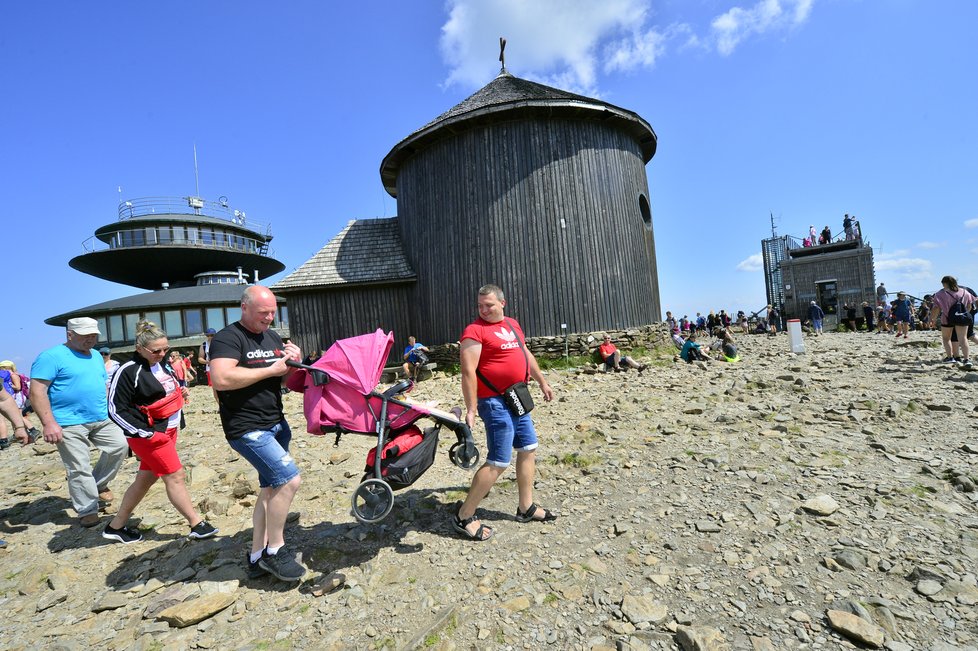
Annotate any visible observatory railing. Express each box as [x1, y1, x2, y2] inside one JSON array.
[[81, 231, 274, 257], [116, 196, 272, 237]]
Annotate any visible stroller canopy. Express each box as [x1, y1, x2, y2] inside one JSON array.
[[300, 329, 395, 434]]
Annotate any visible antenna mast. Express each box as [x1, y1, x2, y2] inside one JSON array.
[[193, 143, 200, 198], [499, 37, 507, 74]]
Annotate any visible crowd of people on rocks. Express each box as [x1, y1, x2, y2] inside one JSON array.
[[806, 279, 977, 363], [663, 310, 743, 364], [2, 274, 975, 563]]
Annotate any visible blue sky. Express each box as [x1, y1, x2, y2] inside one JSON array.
[[3, 0, 976, 367]]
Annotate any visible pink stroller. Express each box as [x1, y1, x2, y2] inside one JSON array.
[[288, 329, 479, 524]]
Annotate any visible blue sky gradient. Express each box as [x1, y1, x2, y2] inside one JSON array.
[[3, 1, 976, 366]]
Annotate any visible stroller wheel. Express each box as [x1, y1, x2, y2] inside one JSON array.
[[351, 479, 394, 524], [449, 441, 480, 470]]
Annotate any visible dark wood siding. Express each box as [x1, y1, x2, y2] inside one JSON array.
[[395, 117, 660, 343], [281, 285, 413, 361], [780, 248, 876, 320]]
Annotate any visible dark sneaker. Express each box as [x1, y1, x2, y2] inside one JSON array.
[[246, 553, 267, 579], [258, 547, 307, 582], [0, 439, 9, 450], [27, 428, 40, 444], [102, 523, 142, 544], [188, 520, 218, 540]]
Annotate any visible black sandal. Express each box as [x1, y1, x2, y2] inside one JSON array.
[[515, 503, 558, 523], [452, 511, 494, 541]]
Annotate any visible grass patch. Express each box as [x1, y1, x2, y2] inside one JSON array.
[[537, 354, 595, 371], [423, 633, 440, 647], [906, 483, 936, 497], [543, 592, 559, 605], [442, 489, 467, 503]]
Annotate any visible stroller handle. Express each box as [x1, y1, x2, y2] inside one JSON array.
[[285, 359, 330, 386]]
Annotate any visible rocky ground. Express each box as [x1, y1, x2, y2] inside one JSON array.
[[1, 330, 977, 651]]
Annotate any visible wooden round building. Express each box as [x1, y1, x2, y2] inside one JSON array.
[[380, 69, 660, 342], [276, 67, 660, 354]]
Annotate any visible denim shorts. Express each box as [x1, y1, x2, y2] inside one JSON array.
[[227, 420, 300, 488], [477, 396, 538, 467]]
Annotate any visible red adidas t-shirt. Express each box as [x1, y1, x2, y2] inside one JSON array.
[[460, 317, 530, 399]]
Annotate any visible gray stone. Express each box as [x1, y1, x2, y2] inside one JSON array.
[[156, 592, 237, 628], [620, 594, 668, 625], [675, 625, 729, 651], [826, 609, 884, 648], [800, 495, 840, 515]]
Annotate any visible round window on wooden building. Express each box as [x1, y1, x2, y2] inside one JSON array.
[[639, 194, 652, 231]]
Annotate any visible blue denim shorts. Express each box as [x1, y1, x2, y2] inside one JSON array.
[[477, 396, 538, 467], [227, 420, 300, 488]]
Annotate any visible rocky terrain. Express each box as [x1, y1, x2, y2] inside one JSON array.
[[1, 330, 976, 651]]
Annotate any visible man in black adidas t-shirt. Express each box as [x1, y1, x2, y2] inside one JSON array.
[[209, 285, 306, 582]]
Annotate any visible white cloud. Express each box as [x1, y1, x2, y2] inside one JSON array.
[[965, 218, 978, 228], [604, 27, 667, 74], [439, 0, 816, 93], [711, 0, 815, 56], [440, 0, 652, 92], [916, 241, 944, 250], [875, 257, 933, 280], [878, 248, 911, 259], [736, 253, 764, 272]]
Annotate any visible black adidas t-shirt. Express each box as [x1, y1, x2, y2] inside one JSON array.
[[209, 322, 285, 440]]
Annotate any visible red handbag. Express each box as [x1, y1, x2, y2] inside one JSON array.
[[137, 390, 185, 425]]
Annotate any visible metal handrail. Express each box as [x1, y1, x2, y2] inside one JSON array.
[[116, 196, 271, 236], [786, 220, 865, 250], [80, 234, 274, 257]]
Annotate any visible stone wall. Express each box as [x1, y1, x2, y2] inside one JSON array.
[[422, 323, 672, 366]]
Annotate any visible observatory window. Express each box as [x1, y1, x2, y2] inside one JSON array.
[[145, 228, 157, 245], [638, 194, 652, 231], [187, 226, 199, 244], [164, 310, 183, 337], [124, 313, 139, 341], [143, 311, 161, 328], [97, 317, 107, 344], [206, 307, 226, 331], [185, 309, 203, 335], [109, 315, 123, 343], [158, 227, 172, 244], [278, 305, 289, 327], [227, 307, 241, 323], [131, 229, 145, 246], [172, 227, 186, 244]]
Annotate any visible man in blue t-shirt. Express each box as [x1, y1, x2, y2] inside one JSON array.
[[401, 336, 430, 381], [30, 317, 128, 528]]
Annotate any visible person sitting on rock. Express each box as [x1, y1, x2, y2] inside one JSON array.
[[401, 336, 430, 381], [598, 335, 646, 374], [680, 332, 710, 364], [717, 342, 740, 362], [671, 329, 686, 350]]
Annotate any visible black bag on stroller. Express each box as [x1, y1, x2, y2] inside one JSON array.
[[363, 425, 439, 491]]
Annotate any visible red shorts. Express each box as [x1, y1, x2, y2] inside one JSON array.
[[127, 428, 182, 476]]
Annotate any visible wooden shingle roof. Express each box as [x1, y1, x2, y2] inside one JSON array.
[[380, 71, 657, 196], [272, 218, 416, 291]]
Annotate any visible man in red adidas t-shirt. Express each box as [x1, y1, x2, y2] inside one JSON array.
[[452, 284, 557, 541]]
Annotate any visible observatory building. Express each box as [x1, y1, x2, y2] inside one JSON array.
[[762, 223, 876, 326], [48, 196, 288, 352], [275, 66, 661, 352]]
